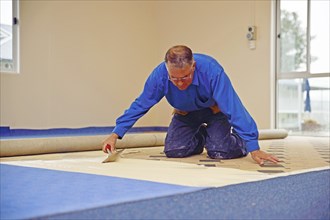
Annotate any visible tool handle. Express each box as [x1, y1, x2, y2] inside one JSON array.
[[105, 144, 112, 153]]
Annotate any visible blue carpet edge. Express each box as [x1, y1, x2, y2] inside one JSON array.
[[39, 169, 330, 220], [0, 164, 207, 220]]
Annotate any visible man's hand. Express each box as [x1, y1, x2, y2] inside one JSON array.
[[102, 133, 119, 154], [250, 150, 279, 165]]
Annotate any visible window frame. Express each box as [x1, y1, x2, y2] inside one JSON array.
[[0, 0, 20, 74], [275, 0, 330, 134]]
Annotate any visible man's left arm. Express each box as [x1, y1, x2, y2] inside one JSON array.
[[211, 67, 279, 165]]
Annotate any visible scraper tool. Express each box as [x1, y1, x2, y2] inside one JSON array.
[[102, 144, 124, 163]]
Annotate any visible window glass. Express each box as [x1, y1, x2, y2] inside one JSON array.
[[310, 0, 330, 74], [277, 77, 330, 136], [280, 0, 308, 73]]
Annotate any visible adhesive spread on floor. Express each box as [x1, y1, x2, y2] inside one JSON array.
[[121, 136, 330, 174]]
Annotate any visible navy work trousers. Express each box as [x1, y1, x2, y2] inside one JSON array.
[[164, 108, 248, 159]]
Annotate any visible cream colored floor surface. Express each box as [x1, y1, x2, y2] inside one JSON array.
[[1, 136, 329, 187], [123, 136, 330, 173]]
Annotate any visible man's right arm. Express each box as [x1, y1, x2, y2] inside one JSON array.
[[101, 64, 167, 153]]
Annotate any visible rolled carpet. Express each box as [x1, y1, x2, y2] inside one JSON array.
[[0, 129, 287, 157]]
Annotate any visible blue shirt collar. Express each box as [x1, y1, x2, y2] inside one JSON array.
[[191, 68, 199, 86]]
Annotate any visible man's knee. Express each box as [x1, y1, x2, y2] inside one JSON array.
[[164, 145, 204, 158], [207, 148, 247, 159], [206, 132, 247, 159], [207, 151, 227, 159], [164, 149, 191, 158]]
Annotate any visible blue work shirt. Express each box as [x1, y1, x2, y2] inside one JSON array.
[[113, 54, 260, 152]]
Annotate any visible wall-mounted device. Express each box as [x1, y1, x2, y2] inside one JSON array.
[[246, 26, 256, 40], [246, 26, 257, 50]]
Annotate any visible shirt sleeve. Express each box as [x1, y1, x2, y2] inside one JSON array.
[[112, 71, 165, 138], [210, 64, 260, 152]]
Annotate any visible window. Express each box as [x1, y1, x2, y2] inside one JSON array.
[[276, 0, 330, 136], [0, 0, 19, 73]]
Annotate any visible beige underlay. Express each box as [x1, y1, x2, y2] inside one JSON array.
[[1, 136, 329, 187]]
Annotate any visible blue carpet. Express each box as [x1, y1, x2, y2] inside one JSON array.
[[1, 164, 329, 220], [0, 126, 168, 139], [45, 169, 330, 220], [0, 164, 204, 220]]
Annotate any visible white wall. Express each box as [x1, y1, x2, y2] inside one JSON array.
[[0, 1, 273, 130], [154, 1, 273, 129]]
